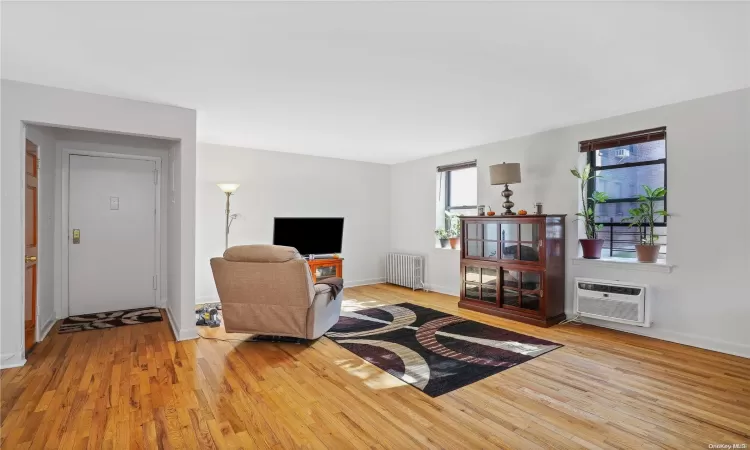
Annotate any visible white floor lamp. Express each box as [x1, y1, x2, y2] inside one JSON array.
[[217, 183, 240, 250]]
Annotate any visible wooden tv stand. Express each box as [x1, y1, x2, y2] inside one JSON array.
[[307, 258, 343, 283]]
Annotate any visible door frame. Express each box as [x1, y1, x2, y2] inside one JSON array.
[[25, 138, 40, 350], [61, 149, 162, 317]]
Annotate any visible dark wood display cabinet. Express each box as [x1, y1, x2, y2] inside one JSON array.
[[458, 215, 566, 327]]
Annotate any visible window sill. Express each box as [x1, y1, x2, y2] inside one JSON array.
[[572, 257, 673, 273], [435, 246, 460, 251]]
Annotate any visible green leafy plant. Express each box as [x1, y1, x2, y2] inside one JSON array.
[[622, 185, 668, 245], [434, 229, 449, 240], [444, 211, 461, 238], [570, 163, 609, 239]]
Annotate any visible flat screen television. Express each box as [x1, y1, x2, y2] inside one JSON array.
[[273, 217, 344, 256]]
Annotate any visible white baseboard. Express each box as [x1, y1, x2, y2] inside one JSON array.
[[345, 278, 385, 287], [578, 315, 750, 359], [424, 283, 459, 297], [196, 296, 218, 305], [166, 306, 198, 341], [166, 306, 179, 339], [179, 326, 198, 341], [39, 314, 57, 342], [0, 352, 26, 370]]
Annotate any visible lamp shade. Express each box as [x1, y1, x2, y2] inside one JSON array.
[[489, 163, 521, 185], [217, 183, 240, 193]]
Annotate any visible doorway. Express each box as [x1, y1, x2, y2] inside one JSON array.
[[25, 139, 38, 352], [68, 154, 159, 315]]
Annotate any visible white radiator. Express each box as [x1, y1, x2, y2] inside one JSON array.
[[385, 253, 425, 290]]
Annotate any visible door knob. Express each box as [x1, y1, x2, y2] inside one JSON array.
[[25, 256, 37, 263]]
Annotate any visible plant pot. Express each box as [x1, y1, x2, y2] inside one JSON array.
[[635, 244, 661, 263], [439, 238, 449, 248], [448, 237, 459, 249], [579, 239, 604, 259]]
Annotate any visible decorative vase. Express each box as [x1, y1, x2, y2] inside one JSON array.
[[635, 244, 661, 263], [449, 237, 459, 249], [439, 238, 449, 248], [579, 239, 604, 259]]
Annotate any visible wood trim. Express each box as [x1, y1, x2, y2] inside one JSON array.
[[25, 140, 39, 353], [579, 127, 666, 153]]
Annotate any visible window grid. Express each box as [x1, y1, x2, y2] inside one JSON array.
[[587, 139, 667, 258]]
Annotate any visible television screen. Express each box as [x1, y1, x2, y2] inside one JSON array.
[[273, 217, 344, 256]]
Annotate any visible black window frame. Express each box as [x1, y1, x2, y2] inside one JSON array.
[[583, 129, 667, 256]]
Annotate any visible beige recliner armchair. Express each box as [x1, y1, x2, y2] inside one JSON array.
[[210, 245, 343, 339]]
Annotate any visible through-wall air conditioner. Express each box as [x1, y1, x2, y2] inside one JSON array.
[[574, 278, 650, 327]]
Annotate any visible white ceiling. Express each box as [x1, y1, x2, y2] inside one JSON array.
[[2, 2, 748, 164]]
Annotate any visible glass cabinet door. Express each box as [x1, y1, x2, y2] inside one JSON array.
[[519, 222, 541, 262], [466, 222, 481, 240], [483, 223, 498, 240], [466, 240, 481, 258], [464, 220, 498, 261], [315, 265, 337, 281], [501, 269, 542, 314], [499, 220, 543, 263], [480, 267, 498, 302], [463, 265, 498, 305], [500, 221, 519, 261]]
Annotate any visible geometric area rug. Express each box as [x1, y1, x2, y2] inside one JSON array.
[[325, 303, 562, 397], [58, 307, 163, 334]]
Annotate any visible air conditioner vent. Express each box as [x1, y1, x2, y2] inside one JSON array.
[[577, 297, 639, 322], [575, 278, 649, 327]]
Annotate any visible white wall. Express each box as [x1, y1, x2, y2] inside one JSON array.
[[1, 80, 198, 369], [390, 88, 750, 357], [196, 143, 390, 303], [24, 125, 58, 342]]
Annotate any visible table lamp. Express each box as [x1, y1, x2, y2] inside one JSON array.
[[217, 183, 240, 249], [489, 163, 521, 215]]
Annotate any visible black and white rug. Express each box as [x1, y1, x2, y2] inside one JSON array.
[[326, 303, 562, 396], [58, 307, 163, 334]]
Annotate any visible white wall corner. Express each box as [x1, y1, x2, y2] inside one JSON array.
[[424, 283, 460, 297], [38, 313, 57, 342], [0, 352, 27, 370], [166, 306, 198, 341]]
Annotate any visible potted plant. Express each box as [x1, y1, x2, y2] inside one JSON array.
[[434, 229, 450, 248], [571, 164, 609, 259], [445, 212, 461, 249], [623, 185, 668, 263]]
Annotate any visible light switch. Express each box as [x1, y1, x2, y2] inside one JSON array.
[[110, 196, 119, 210]]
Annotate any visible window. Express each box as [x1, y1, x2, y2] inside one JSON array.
[[436, 161, 477, 238], [580, 128, 667, 258]]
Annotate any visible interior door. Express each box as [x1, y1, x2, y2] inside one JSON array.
[[25, 140, 38, 352], [69, 155, 157, 315]]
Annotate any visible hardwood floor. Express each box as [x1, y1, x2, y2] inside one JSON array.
[[2, 284, 748, 449]]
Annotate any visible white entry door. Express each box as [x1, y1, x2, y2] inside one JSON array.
[[69, 155, 158, 315]]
